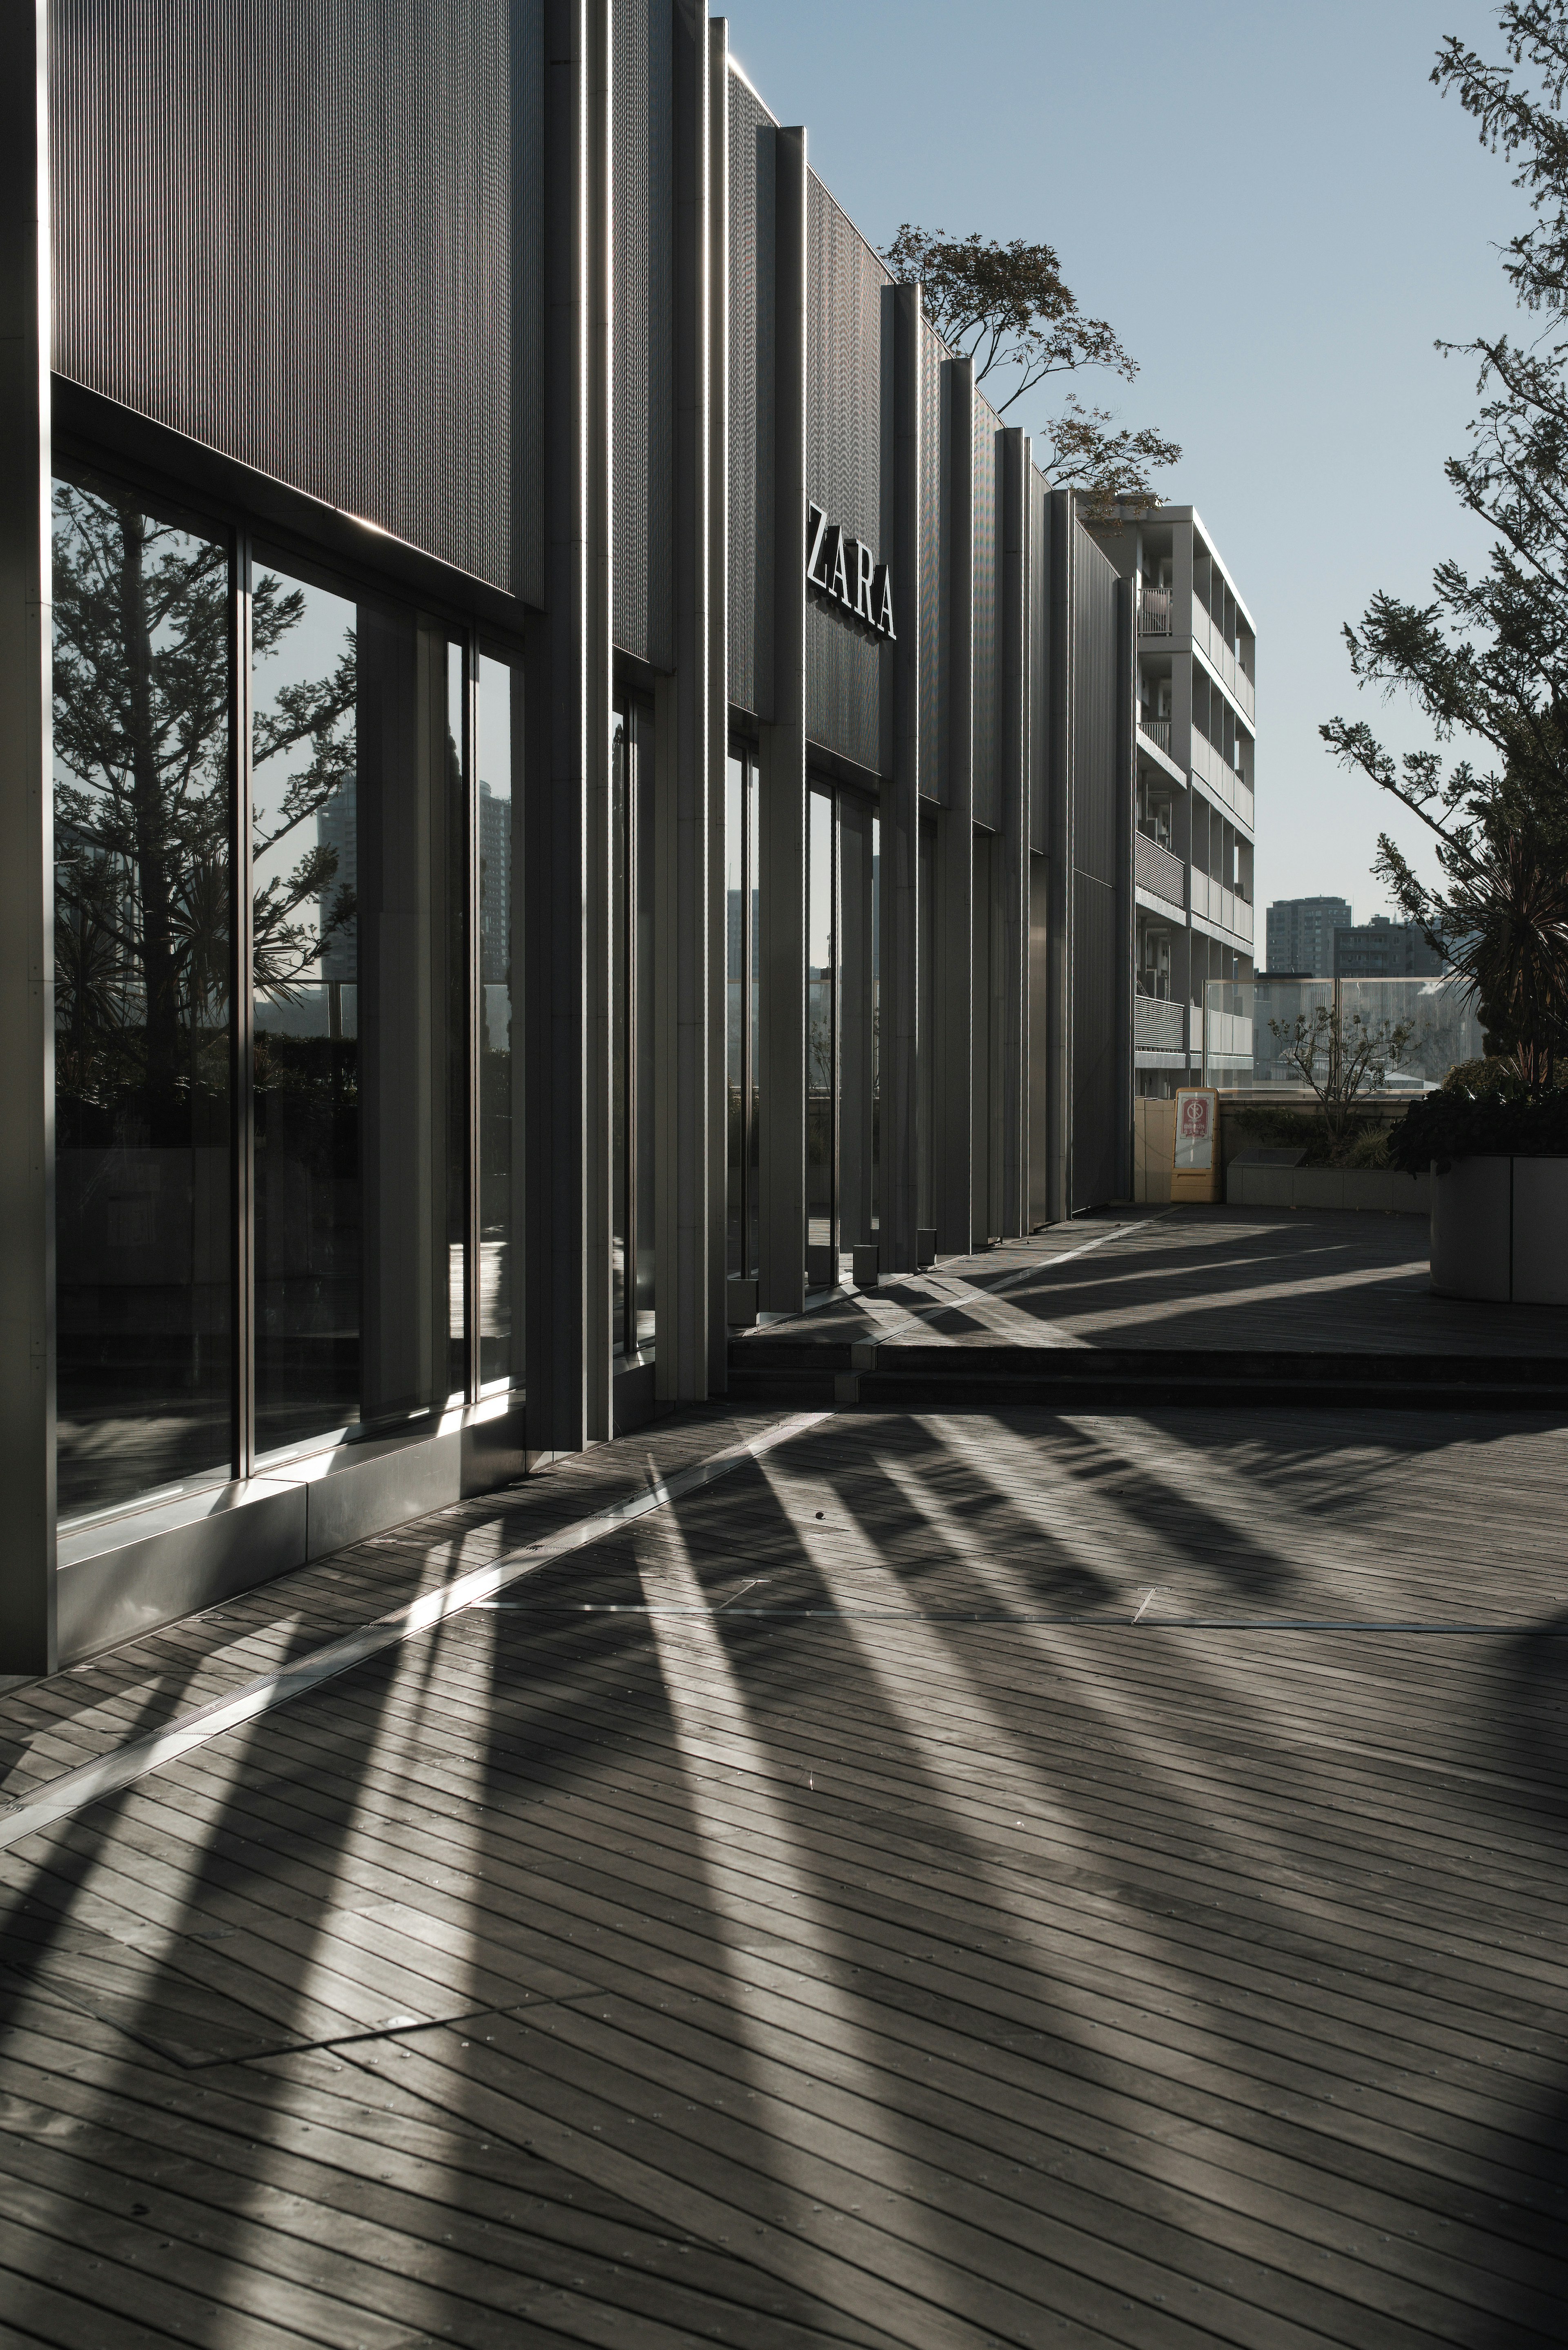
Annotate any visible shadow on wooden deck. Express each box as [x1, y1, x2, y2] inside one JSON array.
[[0, 1398, 1566, 2345]]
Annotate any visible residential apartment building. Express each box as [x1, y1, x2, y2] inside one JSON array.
[[1333, 915, 1443, 979], [1, 0, 1159, 1672], [1087, 509, 1257, 1095], [1266, 896, 1352, 978]]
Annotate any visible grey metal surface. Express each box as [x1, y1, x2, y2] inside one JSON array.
[[918, 318, 947, 800], [705, 17, 731, 1385], [655, 0, 711, 1401], [525, 0, 613, 1453], [0, 1, 56, 1674], [933, 359, 974, 1254], [880, 279, 922, 1278], [757, 123, 806, 1315], [1069, 521, 1124, 1210], [803, 173, 892, 773], [969, 391, 999, 829], [612, 0, 673, 667], [726, 65, 774, 718], [50, 0, 543, 602]]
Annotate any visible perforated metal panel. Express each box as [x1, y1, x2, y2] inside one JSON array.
[[1071, 517, 1121, 1208], [1073, 869, 1118, 1206], [918, 319, 947, 800], [612, 0, 673, 668], [50, 0, 542, 603], [727, 67, 774, 719], [1073, 522, 1119, 886], [804, 172, 891, 775], [970, 390, 999, 829], [1029, 467, 1048, 850]]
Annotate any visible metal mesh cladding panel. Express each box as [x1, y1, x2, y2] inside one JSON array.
[[918, 320, 948, 800], [969, 392, 1000, 829], [1073, 520, 1120, 887], [51, 0, 542, 603], [612, 0, 673, 668], [727, 68, 775, 718], [804, 173, 892, 775], [1029, 468, 1048, 850]]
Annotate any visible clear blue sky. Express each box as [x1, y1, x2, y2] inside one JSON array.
[[722, 0, 1527, 930]]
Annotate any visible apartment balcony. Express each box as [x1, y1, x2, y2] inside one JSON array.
[[1139, 585, 1173, 636], [1138, 714, 1172, 757], [1135, 993, 1187, 1053], [1191, 872, 1254, 944], [1135, 829, 1185, 909]]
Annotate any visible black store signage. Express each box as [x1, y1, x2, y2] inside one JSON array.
[[806, 502, 896, 639]]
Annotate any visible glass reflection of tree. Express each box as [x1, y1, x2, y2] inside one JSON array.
[[52, 480, 358, 1119], [53, 483, 232, 1119]]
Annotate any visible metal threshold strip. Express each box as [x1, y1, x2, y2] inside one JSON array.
[[0, 1411, 831, 1854]]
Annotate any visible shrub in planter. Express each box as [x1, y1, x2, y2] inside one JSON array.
[[1387, 1085, 1568, 1175]]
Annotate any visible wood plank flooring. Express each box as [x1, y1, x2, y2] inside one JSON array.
[[2, 1400, 1566, 2346], [748, 1207, 1568, 1357]]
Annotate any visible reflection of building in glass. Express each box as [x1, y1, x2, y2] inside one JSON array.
[[479, 781, 510, 983], [317, 779, 357, 981]]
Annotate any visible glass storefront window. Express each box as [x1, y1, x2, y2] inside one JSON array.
[[52, 473, 233, 1522], [806, 785, 835, 1279], [251, 565, 465, 1457], [725, 747, 763, 1283], [612, 692, 655, 1357], [477, 651, 517, 1390], [51, 459, 518, 1521]]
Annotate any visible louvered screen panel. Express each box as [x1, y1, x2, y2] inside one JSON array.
[[612, 0, 672, 667], [804, 174, 891, 775], [1072, 867, 1118, 1208], [50, 0, 541, 603], [727, 68, 774, 719], [970, 390, 999, 828], [918, 320, 947, 801]]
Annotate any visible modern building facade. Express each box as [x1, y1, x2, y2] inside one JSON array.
[[1333, 915, 1443, 980], [1266, 896, 1352, 979], [1086, 508, 1257, 1096], [0, 0, 1214, 1673]]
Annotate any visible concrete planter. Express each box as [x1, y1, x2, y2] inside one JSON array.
[[1226, 1163, 1430, 1213], [1430, 1155, 1568, 1303]]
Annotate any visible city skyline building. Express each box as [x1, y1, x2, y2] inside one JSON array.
[[1266, 895, 1353, 978]]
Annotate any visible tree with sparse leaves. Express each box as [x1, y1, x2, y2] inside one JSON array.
[[881, 224, 1180, 508], [1321, 2, 1568, 1091]]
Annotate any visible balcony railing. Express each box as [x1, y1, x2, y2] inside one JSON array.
[[1135, 829, 1185, 908], [1138, 715, 1172, 756], [1139, 585, 1173, 635], [1134, 994, 1186, 1053]]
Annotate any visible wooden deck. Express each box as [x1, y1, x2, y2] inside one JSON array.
[[2, 1397, 1566, 2346], [745, 1205, 1568, 1357]]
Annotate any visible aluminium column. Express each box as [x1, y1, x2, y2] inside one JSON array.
[[1046, 487, 1075, 1222], [656, 0, 710, 1405], [756, 124, 807, 1315], [704, 15, 730, 1387], [879, 279, 921, 1278], [933, 357, 975, 1255], [998, 426, 1029, 1237], [1114, 573, 1136, 1197], [526, 0, 613, 1458], [0, 1, 54, 1673]]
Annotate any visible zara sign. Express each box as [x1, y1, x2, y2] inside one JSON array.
[[806, 502, 896, 639]]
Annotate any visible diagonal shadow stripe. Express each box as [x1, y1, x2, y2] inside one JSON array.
[[0, 1411, 829, 1855]]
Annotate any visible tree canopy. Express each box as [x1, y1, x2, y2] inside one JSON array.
[[882, 224, 1180, 508], [1321, 0, 1568, 1089]]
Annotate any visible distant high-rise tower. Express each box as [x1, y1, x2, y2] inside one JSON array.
[[1266, 896, 1351, 977]]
